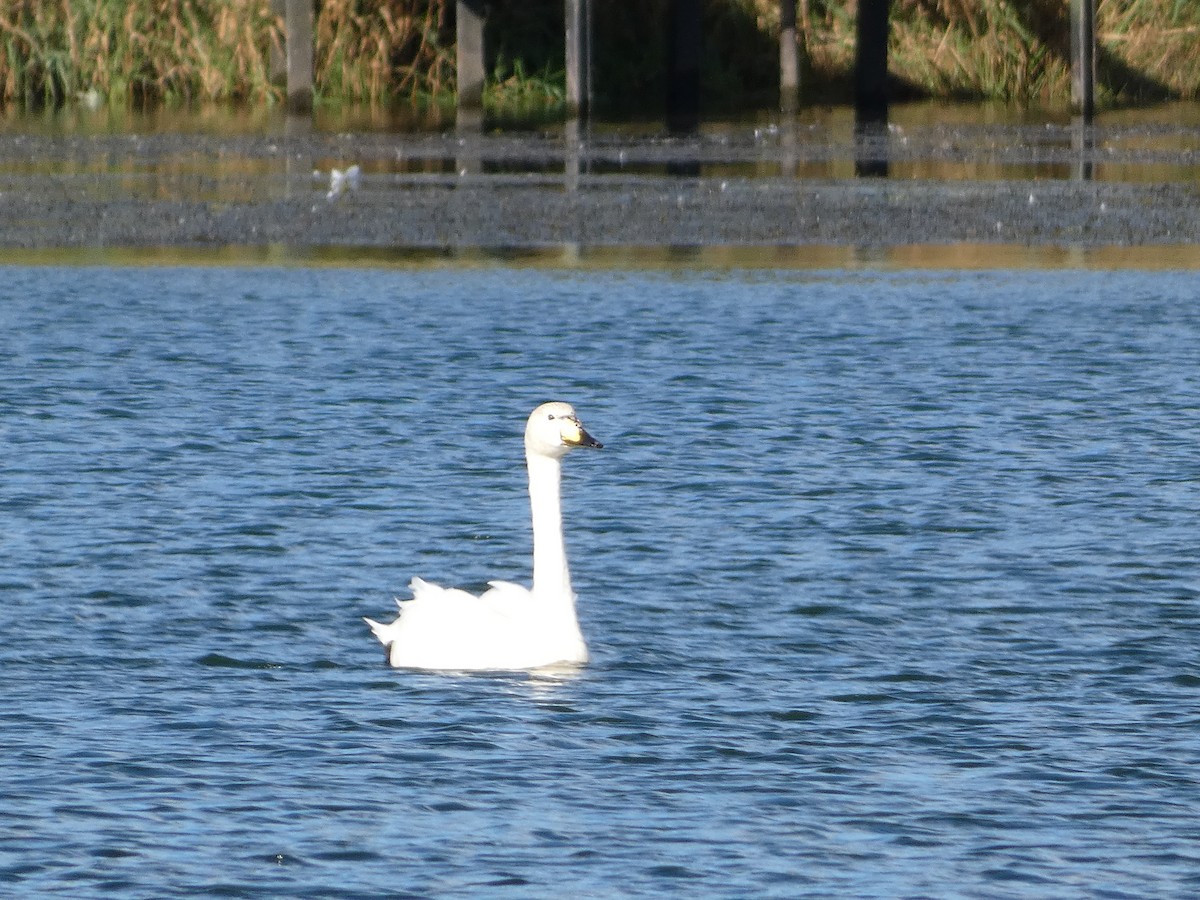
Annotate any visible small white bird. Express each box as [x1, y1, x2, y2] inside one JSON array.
[[76, 88, 104, 110], [326, 164, 361, 200], [365, 402, 603, 671]]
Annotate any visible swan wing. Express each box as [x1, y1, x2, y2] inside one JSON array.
[[368, 577, 521, 670], [366, 576, 585, 670]]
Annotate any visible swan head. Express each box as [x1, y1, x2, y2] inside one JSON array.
[[525, 401, 603, 459]]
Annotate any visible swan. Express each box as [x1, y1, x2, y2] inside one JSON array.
[[365, 401, 603, 671]]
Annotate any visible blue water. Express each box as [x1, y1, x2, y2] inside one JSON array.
[[2, 264, 1198, 897]]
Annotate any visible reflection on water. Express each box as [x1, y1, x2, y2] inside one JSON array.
[[3, 242, 1200, 271], [0, 101, 454, 137], [0, 100, 1195, 257], [1, 99, 1197, 186]]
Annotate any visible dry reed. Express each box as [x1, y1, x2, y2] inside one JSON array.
[[0, 0, 1196, 110], [0, 0, 282, 105], [767, 0, 1200, 103]]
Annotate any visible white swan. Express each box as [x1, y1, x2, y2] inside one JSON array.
[[365, 401, 603, 671]]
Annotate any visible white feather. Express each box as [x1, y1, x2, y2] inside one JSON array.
[[365, 402, 602, 671]]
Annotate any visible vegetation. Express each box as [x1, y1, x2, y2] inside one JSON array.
[[0, 0, 1195, 113], [313, 0, 450, 104], [0, 0, 280, 106], [781, 0, 1200, 104]]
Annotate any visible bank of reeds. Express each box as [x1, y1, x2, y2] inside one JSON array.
[[0, 0, 454, 107], [0, 0, 1196, 111], [0, 0, 281, 106], [775, 0, 1200, 103], [314, 0, 451, 104]]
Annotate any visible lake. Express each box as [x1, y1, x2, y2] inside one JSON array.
[[2, 264, 1198, 896]]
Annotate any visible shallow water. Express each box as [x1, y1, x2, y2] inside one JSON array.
[[3, 100, 1199, 187], [2, 265, 1199, 897]]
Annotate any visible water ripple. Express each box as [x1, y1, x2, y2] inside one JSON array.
[[1, 266, 1198, 896]]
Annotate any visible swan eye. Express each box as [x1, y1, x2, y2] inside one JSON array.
[[547, 414, 556, 420]]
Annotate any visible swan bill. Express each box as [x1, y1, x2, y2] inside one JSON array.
[[564, 423, 603, 449]]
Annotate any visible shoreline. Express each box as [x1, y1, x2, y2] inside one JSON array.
[[1, 126, 1197, 256]]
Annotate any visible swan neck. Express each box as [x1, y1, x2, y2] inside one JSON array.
[[527, 450, 571, 601]]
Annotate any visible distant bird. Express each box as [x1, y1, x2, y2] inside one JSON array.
[[76, 89, 104, 111], [365, 402, 603, 671], [326, 165, 361, 201]]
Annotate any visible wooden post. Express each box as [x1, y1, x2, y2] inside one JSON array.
[[284, 0, 313, 112], [1073, 117, 1094, 181], [779, 0, 799, 114], [666, 0, 701, 134], [854, 0, 889, 176], [855, 0, 888, 124], [455, 0, 484, 174], [1070, 0, 1096, 121], [457, 0, 486, 113], [565, 116, 582, 192], [566, 0, 591, 118]]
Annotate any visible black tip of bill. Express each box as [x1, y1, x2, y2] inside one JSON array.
[[576, 428, 603, 449]]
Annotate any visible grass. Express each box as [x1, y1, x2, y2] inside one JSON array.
[[485, 57, 565, 118], [0, 0, 281, 106], [0, 0, 1196, 112], [776, 0, 1200, 104], [314, 0, 452, 105]]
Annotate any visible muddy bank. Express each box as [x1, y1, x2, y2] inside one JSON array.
[[4, 176, 1197, 249], [0, 127, 1197, 250]]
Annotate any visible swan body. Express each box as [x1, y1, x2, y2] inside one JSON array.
[[365, 402, 602, 671]]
